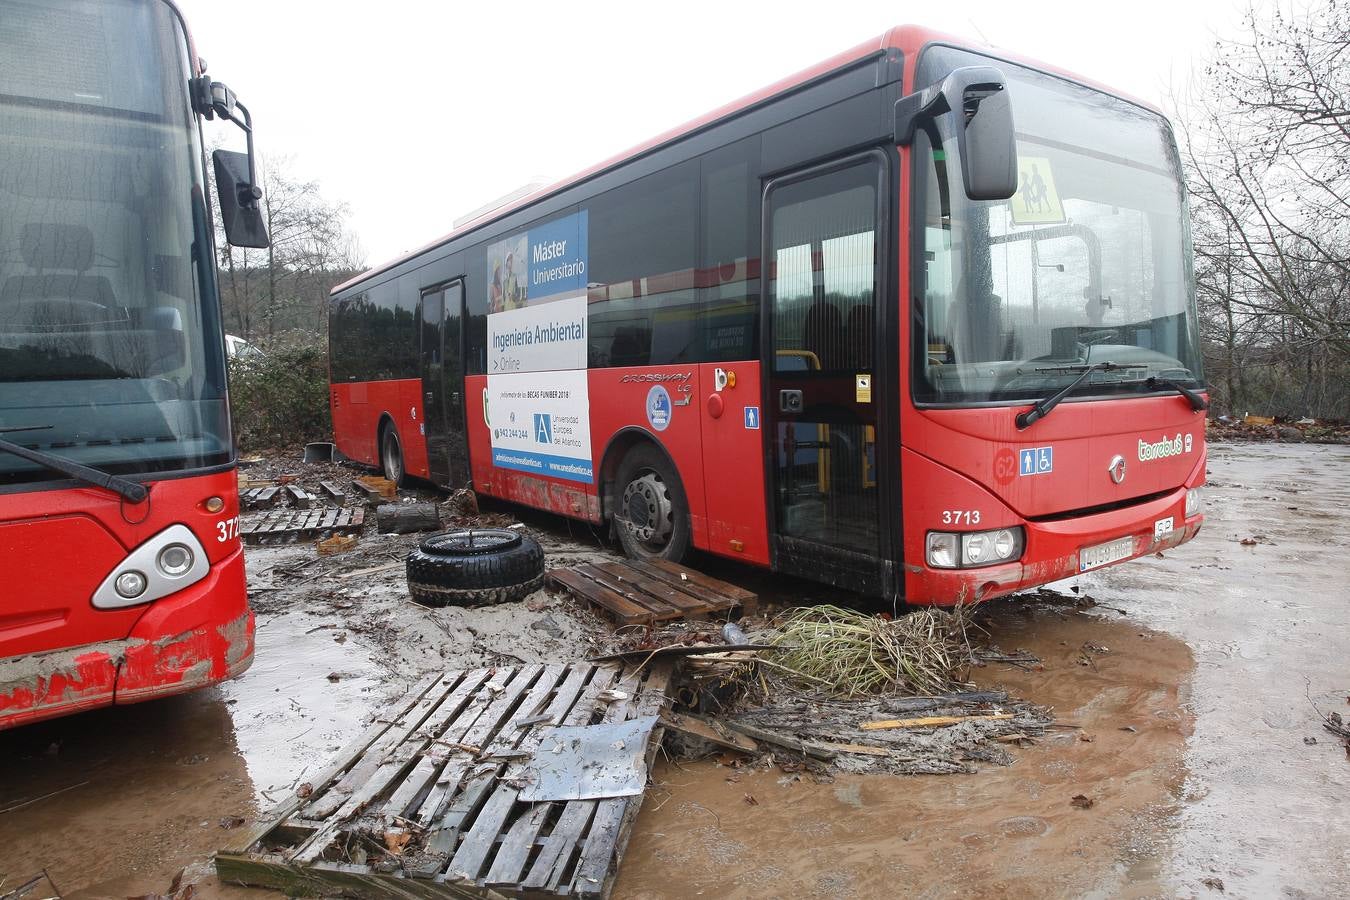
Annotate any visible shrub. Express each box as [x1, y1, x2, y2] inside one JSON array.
[[227, 334, 330, 452]]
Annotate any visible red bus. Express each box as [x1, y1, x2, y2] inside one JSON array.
[[1, 0, 271, 728], [329, 25, 1207, 604]]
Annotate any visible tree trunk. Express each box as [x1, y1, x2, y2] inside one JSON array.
[[376, 503, 441, 534]]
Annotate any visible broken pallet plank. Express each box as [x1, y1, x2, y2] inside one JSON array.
[[858, 713, 1014, 731], [628, 559, 754, 613], [548, 569, 656, 625]]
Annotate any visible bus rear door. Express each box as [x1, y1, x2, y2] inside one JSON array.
[[762, 154, 890, 594], [419, 280, 469, 487]]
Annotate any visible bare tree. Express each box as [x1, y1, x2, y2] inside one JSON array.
[[1179, 0, 1350, 417], [211, 150, 364, 342]]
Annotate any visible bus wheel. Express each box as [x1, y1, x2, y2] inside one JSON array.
[[614, 445, 690, 563], [380, 422, 404, 486], [406, 528, 545, 607]]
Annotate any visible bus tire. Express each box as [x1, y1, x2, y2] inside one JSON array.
[[613, 444, 690, 563], [406, 528, 545, 607], [380, 421, 405, 486]]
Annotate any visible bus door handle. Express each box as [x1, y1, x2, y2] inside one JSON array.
[[779, 389, 803, 414]]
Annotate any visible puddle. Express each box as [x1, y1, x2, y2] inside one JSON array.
[[616, 607, 1194, 899]]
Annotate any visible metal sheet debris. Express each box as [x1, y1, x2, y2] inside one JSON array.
[[516, 715, 658, 802]]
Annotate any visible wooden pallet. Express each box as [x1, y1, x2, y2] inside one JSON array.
[[240, 507, 365, 544], [548, 559, 757, 625], [215, 662, 673, 899]]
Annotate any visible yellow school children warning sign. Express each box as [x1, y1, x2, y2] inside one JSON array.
[[1009, 156, 1065, 225]]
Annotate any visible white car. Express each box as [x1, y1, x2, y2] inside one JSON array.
[[225, 334, 264, 359]]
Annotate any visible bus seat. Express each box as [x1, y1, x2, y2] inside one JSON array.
[[802, 300, 842, 370], [1, 224, 116, 328], [846, 303, 873, 369]]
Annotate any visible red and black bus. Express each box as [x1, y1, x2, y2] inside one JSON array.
[[329, 25, 1207, 604], [1, 0, 270, 728]]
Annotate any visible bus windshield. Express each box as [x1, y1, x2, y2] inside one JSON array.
[[912, 48, 1203, 406], [0, 0, 231, 485]]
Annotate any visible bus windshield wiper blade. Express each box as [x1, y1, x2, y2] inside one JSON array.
[[1146, 376, 1208, 411], [0, 428, 149, 503], [1016, 361, 1147, 429]]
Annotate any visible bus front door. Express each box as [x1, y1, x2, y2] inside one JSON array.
[[762, 155, 887, 595], [419, 280, 469, 488]]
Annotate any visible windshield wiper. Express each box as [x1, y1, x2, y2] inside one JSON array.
[[0, 426, 149, 503], [1145, 376, 1208, 411], [1015, 361, 1147, 429]]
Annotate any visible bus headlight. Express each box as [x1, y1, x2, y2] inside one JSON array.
[[157, 543, 195, 577], [927, 527, 1025, 569], [115, 570, 148, 599], [1186, 488, 1203, 517]]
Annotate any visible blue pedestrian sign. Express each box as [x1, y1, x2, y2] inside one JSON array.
[[1018, 446, 1053, 476], [744, 406, 760, 430]]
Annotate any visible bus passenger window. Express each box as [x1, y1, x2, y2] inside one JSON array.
[[586, 163, 699, 368]]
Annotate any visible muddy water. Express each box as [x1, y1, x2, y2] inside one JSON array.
[[1, 441, 1347, 897], [616, 609, 1194, 899], [1083, 442, 1350, 897]]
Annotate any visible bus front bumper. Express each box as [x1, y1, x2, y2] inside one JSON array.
[[0, 552, 253, 731], [907, 486, 1203, 606]]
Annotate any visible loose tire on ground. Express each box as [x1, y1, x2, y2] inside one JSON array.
[[613, 444, 691, 563], [406, 528, 545, 607]]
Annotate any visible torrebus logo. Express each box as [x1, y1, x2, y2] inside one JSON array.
[[1138, 433, 1191, 462]]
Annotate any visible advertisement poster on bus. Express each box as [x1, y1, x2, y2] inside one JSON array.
[[486, 209, 589, 374], [484, 369, 592, 484]]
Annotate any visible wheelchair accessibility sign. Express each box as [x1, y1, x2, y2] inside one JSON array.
[[1018, 446, 1054, 476]]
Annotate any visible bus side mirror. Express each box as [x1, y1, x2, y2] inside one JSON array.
[[213, 150, 270, 249], [895, 66, 1018, 201]]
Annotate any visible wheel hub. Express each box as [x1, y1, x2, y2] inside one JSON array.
[[622, 472, 673, 546]]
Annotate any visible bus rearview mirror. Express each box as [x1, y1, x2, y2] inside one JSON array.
[[894, 65, 1019, 202], [213, 150, 270, 249]]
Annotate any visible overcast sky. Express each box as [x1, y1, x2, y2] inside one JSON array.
[[175, 0, 1247, 268]]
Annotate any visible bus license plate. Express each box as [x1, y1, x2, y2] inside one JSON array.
[[1079, 536, 1134, 572]]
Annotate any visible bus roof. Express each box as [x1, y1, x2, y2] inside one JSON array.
[[332, 24, 1162, 297]]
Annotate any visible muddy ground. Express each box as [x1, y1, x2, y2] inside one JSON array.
[[1, 441, 1347, 898]]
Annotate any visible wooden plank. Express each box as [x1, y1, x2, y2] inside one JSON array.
[[482, 803, 551, 887], [285, 484, 314, 509], [318, 508, 339, 531], [219, 671, 445, 857], [648, 558, 754, 602], [375, 669, 497, 820], [573, 563, 684, 619], [471, 665, 600, 886], [319, 480, 346, 504], [256, 486, 281, 506], [572, 664, 674, 898], [858, 712, 1013, 731], [626, 559, 751, 614], [300, 673, 467, 821], [222, 663, 671, 899], [289, 668, 480, 867], [411, 666, 555, 878], [659, 710, 759, 753], [591, 561, 707, 614], [519, 667, 624, 891], [548, 569, 655, 625], [444, 780, 518, 881], [530, 667, 642, 893]]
